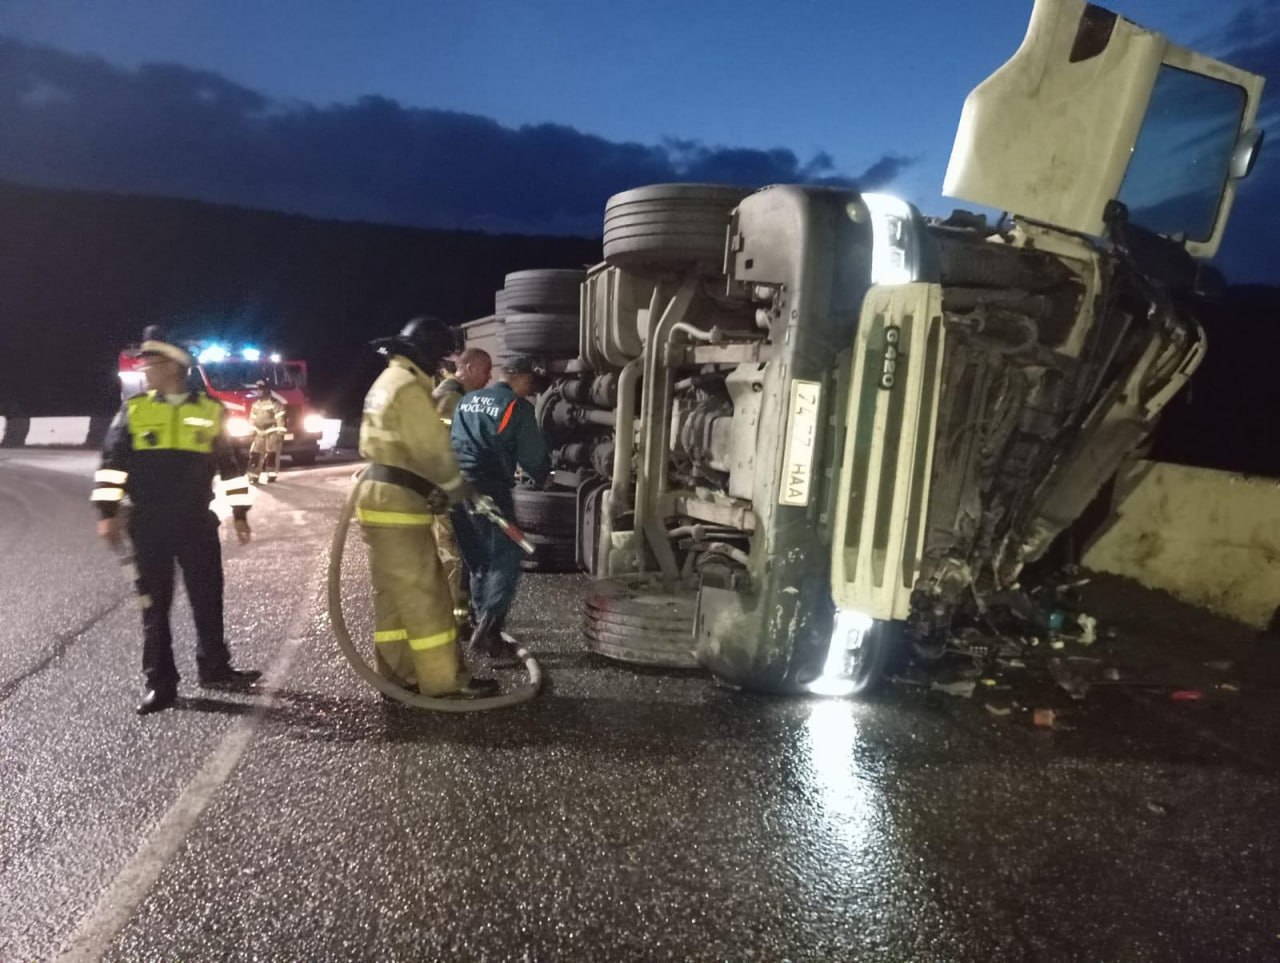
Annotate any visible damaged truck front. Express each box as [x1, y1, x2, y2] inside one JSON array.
[[556, 0, 1266, 693]]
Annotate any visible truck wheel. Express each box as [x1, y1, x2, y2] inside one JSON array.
[[520, 533, 577, 572], [583, 576, 701, 669], [602, 184, 750, 272], [503, 312, 579, 354], [512, 488, 577, 536], [289, 449, 318, 467], [501, 269, 584, 313]]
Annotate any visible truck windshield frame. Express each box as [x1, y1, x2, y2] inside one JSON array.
[[1116, 64, 1247, 243], [198, 361, 301, 391]]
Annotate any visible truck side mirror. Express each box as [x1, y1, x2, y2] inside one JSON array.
[[1231, 127, 1264, 180], [1193, 263, 1228, 301]]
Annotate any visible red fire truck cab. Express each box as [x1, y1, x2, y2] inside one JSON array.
[[117, 343, 324, 465]]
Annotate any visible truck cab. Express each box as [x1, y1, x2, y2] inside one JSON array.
[[481, 0, 1266, 693]]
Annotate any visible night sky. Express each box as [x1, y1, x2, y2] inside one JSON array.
[[0, 0, 1276, 282]]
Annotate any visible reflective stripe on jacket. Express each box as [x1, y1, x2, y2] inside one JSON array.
[[250, 397, 286, 432], [357, 355, 466, 526], [92, 391, 252, 519]]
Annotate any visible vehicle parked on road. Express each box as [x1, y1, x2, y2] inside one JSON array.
[[118, 343, 325, 466]]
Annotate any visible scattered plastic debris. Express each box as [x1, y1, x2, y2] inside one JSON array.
[[985, 703, 1012, 717], [1217, 683, 1240, 693], [931, 680, 977, 698], [1048, 658, 1090, 700], [1076, 614, 1098, 646], [1050, 639, 1065, 650], [980, 678, 998, 687], [1102, 666, 1121, 682], [1205, 660, 1234, 672], [1145, 800, 1171, 816], [1033, 708, 1056, 728], [1170, 689, 1204, 702], [1048, 611, 1066, 632]]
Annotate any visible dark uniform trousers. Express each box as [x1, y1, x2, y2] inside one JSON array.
[[131, 509, 231, 689]]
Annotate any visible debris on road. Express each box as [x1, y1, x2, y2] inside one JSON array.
[[1170, 689, 1204, 702], [985, 703, 1012, 717], [931, 679, 977, 699], [1033, 708, 1057, 728]]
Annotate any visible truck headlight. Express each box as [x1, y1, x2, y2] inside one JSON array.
[[226, 416, 254, 439], [303, 413, 326, 434], [861, 193, 917, 286], [807, 609, 874, 697]]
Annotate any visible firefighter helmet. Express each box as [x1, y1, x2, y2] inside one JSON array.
[[370, 316, 456, 373]]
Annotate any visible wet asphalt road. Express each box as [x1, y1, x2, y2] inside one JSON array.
[[2, 450, 1279, 962]]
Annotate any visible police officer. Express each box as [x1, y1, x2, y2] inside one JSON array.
[[430, 348, 492, 627], [93, 326, 261, 715], [247, 379, 286, 484], [359, 317, 498, 698], [450, 355, 551, 666]]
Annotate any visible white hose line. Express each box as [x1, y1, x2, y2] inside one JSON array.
[[327, 467, 542, 711]]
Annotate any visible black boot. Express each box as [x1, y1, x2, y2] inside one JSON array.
[[486, 614, 521, 668], [470, 614, 519, 669], [136, 687, 177, 715], [199, 666, 263, 689]]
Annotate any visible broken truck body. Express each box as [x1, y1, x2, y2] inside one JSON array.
[[492, 0, 1267, 693]]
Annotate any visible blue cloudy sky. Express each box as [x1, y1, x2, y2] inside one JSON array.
[[0, 0, 1275, 281]]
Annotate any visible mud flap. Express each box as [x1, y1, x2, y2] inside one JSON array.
[[830, 283, 946, 621]]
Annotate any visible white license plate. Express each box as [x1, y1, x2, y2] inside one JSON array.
[[285, 433, 295, 440], [779, 380, 822, 506]]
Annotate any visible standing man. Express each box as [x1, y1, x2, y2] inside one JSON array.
[[430, 348, 492, 627], [93, 326, 261, 715], [247, 379, 286, 484], [450, 355, 551, 666], [358, 317, 498, 698]]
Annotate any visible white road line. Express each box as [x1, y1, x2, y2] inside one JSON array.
[[56, 564, 324, 963]]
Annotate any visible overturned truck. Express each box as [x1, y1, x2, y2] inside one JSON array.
[[491, 0, 1266, 694]]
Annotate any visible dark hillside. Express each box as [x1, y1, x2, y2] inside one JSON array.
[[0, 180, 600, 419]]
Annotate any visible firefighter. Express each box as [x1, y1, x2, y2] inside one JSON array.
[[93, 326, 261, 715], [247, 380, 286, 484], [430, 348, 492, 627], [358, 317, 499, 698], [450, 355, 551, 667]]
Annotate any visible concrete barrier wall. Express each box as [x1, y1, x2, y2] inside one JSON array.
[[2, 416, 349, 451], [1083, 460, 1280, 629]]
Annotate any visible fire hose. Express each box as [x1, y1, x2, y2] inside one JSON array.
[[327, 466, 542, 711]]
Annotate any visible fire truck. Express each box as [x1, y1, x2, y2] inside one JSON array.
[[117, 343, 325, 465]]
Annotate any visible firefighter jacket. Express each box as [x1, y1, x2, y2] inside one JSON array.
[[249, 395, 286, 433], [92, 391, 253, 520], [450, 381, 551, 494], [358, 355, 467, 525], [431, 376, 465, 423]]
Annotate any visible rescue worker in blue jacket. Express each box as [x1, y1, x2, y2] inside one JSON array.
[[449, 355, 551, 666], [93, 326, 260, 715]]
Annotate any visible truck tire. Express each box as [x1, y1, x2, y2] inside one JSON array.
[[503, 312, 579, 354], [501, 269, 584, 312], [512, 488, 577, 536], [603, 184, 750, 272], [289, 449, 318, 467], [583, 576, 701, 669], [520, 532, 578, 573]]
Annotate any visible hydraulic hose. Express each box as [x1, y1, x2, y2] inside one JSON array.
[[327, 467, 542, 711]]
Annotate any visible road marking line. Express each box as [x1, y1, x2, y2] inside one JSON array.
[[56, 565, 324, 963]]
